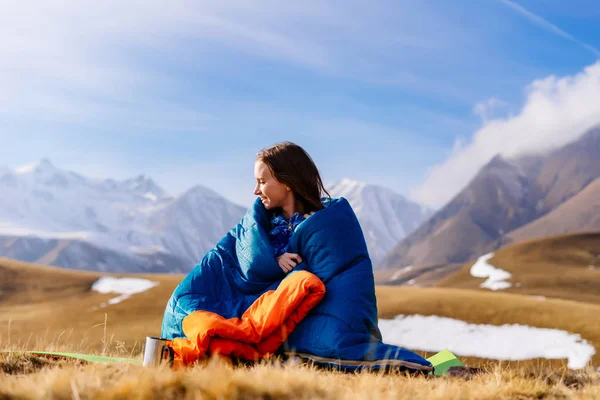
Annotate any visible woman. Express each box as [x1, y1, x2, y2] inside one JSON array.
[[161, 142, 433, 373]]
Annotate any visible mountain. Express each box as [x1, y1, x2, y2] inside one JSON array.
[[527, 127, 600, 215], [327, 179, 432, 266], [379, 155, 538, 268], [120, 174, 168, 200], [0, 160, 431, 272], [145, 185, 248, 264], [0, 159, 246, 273], [0, 234, 191, 273], [1, 159, 170, 233], [507, 177, 600, 242], [380, 126, 600, 269]]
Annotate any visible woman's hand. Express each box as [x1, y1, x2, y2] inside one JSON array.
[[277, 252, 302, 274], [303, 211, 315, 219]]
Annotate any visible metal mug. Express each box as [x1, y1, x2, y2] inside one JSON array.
[[143, 336, 174, 367]]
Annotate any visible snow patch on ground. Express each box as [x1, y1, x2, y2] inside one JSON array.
[[91, 277, 159, 309], [379, 314, 595, 369], [470, 253, 512, 290]]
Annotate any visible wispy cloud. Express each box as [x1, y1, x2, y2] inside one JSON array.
[[0, 1, 462, 121], [499, 0, 600, 57], [473, 97, 508, 123], [412, 61, 600, 207], [0, 1, 336, 125]]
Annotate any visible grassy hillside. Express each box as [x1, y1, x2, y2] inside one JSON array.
[[2, 253, 600, 398], [438, 232, 600, 304], [0, 257, 181, 353]]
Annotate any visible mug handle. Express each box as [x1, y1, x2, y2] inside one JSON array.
[[161, 345, 175, 367]]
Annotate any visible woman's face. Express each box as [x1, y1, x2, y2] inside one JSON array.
[[253, 160, 292, 209]]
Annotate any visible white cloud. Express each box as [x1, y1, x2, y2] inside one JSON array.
[[412, 61, 600, 207], [473, 97, 508, 122]]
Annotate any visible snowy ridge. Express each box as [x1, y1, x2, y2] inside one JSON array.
[[0, 159, 246, 273], [328, 179, 432, 266], [327, 179, 367, 212]]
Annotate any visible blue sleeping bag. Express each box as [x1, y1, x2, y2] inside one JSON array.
[[161, 197, 432, 372]]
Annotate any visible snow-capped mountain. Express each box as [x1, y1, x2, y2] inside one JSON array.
[[144, 185, 250, 264], [0, 161, 430, 272], [0, 159, 246, 273], [120, 174, 168, 200], [327, 179, 433, 266]]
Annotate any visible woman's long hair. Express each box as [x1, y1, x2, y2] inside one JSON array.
[[257, 141, 331, 213]]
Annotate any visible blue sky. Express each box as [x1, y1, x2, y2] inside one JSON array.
[[2, 0, 600, 207]]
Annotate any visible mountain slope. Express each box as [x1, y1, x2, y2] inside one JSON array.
[[507, 177, 600, 242], [380, 155, 538, 267], [146, 185, 248, 264], [327, 179, 432, 265], [381, 126, 600, 268], [0, 235, 192, 273], [529, 127, 600, 215]]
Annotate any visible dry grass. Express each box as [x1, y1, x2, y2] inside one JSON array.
[[2, 247, 600, 398], [3, 255, 600, 368], [438, 232, 600, 304], [1, 346, 599, 399], [0, 257, 181, 353]]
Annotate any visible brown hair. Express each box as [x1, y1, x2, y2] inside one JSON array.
[[257, 141, 331, 213]]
